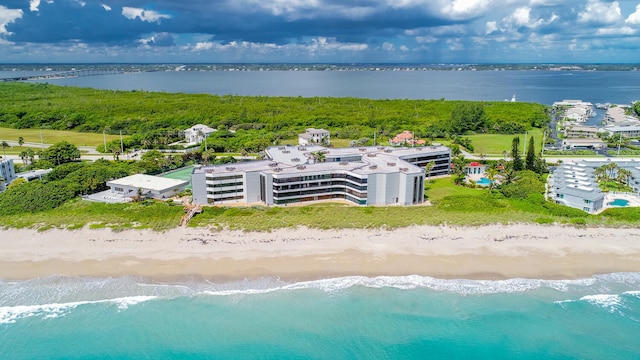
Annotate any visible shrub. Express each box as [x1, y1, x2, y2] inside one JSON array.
[[535, 217, 555, 224]]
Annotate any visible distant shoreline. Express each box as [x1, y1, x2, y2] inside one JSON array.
[[1, 224, 639, 281]]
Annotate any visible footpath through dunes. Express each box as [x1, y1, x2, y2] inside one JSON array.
[[1, 224, 639, 280]]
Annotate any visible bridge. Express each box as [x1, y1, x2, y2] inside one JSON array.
[[0, 68, 125, 82]]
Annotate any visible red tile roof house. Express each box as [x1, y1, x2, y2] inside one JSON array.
[[389, 131, 426, 146], [464, 162, 487, 176]]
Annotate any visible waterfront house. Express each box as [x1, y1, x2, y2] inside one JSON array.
[[107, 174, 188, 200]]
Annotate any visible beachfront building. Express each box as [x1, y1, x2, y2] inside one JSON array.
[[191, 145, 451, 206], [564, 125, 598, 138], [389, 131, 426, 147], [298, 128, 330, 146], [106, 174, 188, 199], [0, 159, 16, 191], [547, 160, 640, 213], [184, 124, 216, 144], [547, 162, 605, 213]]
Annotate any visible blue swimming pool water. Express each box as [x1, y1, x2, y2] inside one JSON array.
[[607, 199, 629, 207], [476, 177, 491, 186]]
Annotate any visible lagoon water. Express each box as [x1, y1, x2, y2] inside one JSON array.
[[2, 274, 640, 359], [14, 69, 640, 105], [3, 69, 640, 357]]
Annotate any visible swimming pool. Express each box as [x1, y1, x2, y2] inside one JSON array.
[[160, 165, 195, 189], [607, 198, 630, 207], [476, 177, 491, 186]]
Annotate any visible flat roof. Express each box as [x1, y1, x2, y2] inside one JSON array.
[[197, 145, 445, 177], [107, 174, 187, 191]]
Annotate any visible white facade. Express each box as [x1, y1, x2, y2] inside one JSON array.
[[192, 145, 451, 207], [107, 174, 188, 199], [184, 124, 216, 144], [0, 159, 16, 192], [298, 128, 330, 146]]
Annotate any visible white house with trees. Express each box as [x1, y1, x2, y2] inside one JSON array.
[[298, 128, 330, 146], [184, 124, 216, 144]]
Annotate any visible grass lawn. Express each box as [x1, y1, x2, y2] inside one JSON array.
[[464, 129, 543, 156], [0, 127, 120, 147]]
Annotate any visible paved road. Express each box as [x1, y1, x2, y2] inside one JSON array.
[[0, 140, 101, 154]]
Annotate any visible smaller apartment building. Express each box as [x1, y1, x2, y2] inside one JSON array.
[[548, 160, 640, 213], [192, 145, 450, 206]]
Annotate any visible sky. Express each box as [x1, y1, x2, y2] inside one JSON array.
[[1, 0, 640, 63]]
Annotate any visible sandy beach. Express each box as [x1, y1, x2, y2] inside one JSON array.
[[1, 224, 640, 281]]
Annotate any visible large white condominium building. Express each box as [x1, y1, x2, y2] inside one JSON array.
[[191, 145, 451, 206]]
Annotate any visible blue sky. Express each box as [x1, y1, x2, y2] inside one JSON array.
[[1, 0, 640, 63]]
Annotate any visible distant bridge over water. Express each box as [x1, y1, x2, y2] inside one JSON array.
[[0, 68, 125, 82]]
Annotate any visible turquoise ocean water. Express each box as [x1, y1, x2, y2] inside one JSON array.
[[2, 274, 639, 359]]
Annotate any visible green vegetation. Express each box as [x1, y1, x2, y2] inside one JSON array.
[[0, 126, 119, 147], [0, 83, 547, 155]]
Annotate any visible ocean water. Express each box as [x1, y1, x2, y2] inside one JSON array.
[[14, 70, 640, 105], [2, 274, 639, 359]]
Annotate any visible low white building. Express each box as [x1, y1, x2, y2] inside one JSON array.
[[298, 128, 330, 146], [184, 124, 216, 144], [107, 174, 188, 199], [562, 138, 607, 150], [564, 125, 598, 138]]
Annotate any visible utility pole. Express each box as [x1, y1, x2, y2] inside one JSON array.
[[120, 130, 124, 155], [40, 131, 44, 149], [541, 131, 546, 156], [103, 130, 107, 152], [617, 133, 622, 156]]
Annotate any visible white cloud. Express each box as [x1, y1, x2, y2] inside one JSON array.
[[485, 21, 500, 35], [29, 0, 40, 12], [415, 35, 437, 43], [193, 42, 214, 51], [122, 7, 172, 23], [440, 0, 492, 20], [0, 6, 23, 35], [101, 4, 111, 11], [446, 38, 464, 51], [578, 0, 622, 25], [596, 26, 635, 35], [382, 42, 394, 51], [399, 45, 409, 52], [626, 4, 640, 25]]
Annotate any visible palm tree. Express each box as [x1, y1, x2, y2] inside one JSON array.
[[616, 168, 632, 186], [485, 166, 499, 193], [425, 161, 435, 183]]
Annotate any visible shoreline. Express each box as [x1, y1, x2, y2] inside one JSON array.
[[1, 224, 640, 281]]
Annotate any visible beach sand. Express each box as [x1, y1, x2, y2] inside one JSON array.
[[1, 224, 639, 281]]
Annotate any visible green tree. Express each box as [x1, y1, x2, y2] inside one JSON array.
[[1, 141, 8, 158], [511, 137, 523, 171], [525, 136, 536, 171], [425, 161, 435, 183], [39, 141, 80, 165], [485, 165, 498, 193], [18, 137, 24, 147], [449, 103, 487, 134]]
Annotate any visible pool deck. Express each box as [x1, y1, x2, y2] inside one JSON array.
[[604, 193, 640, 208]]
